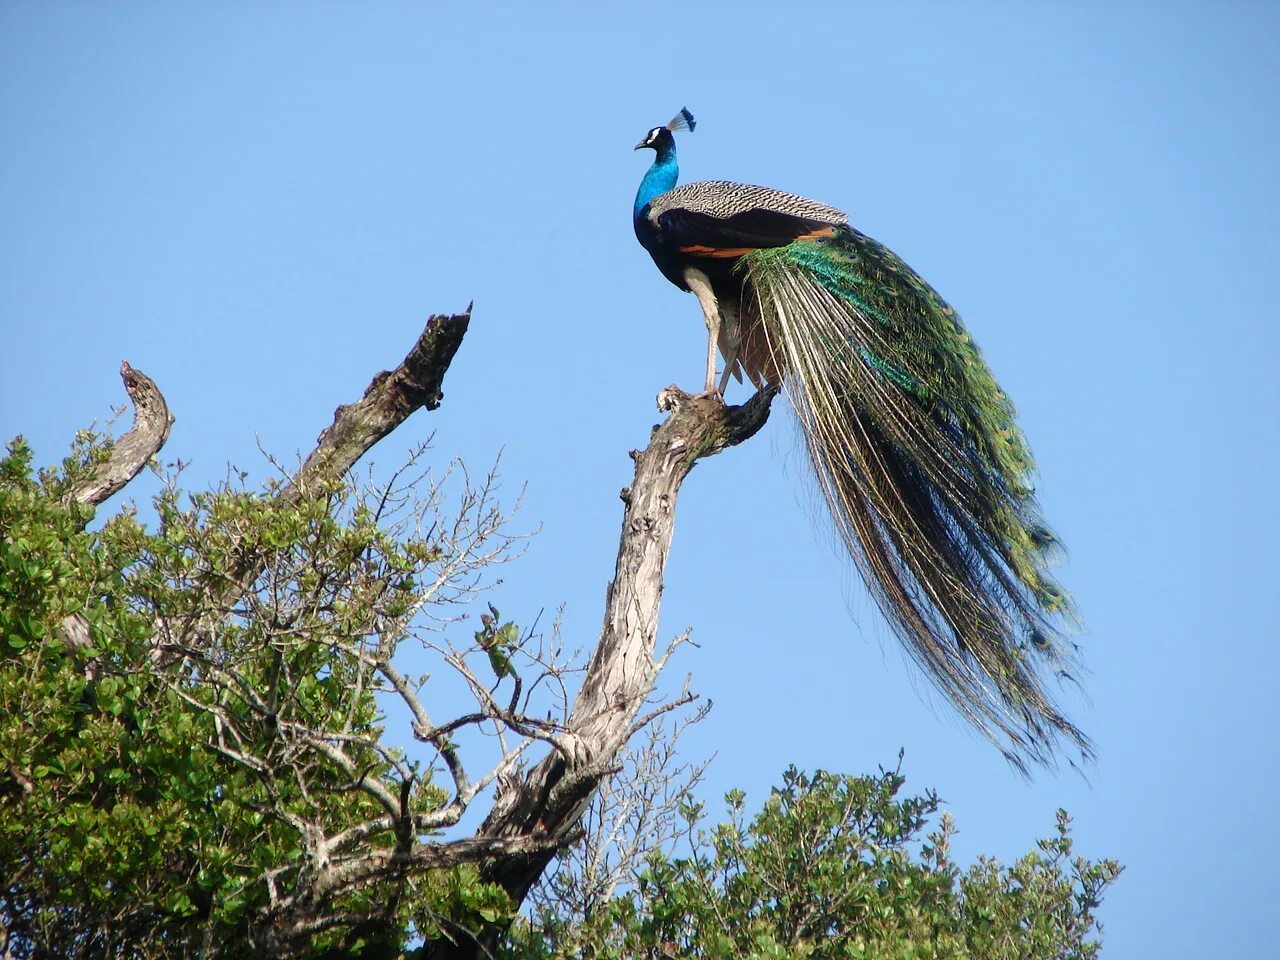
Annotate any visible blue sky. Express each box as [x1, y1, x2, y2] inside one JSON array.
[[4, 3, 1278, 955]]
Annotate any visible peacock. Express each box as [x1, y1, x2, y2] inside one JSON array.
[[633, 108, 1087, 769]]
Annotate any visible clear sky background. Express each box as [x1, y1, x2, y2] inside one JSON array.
[[4, 3, 1278, 956]]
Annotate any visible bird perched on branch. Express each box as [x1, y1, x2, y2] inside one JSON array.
[[633, 108, 1086, 769]]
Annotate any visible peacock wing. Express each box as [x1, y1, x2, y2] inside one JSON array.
[[649, 181, 848, 256]]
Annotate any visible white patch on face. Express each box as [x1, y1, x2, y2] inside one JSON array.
[[649, 128, 662, 143]]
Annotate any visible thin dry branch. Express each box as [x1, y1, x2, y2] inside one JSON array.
[[527, 705, 713, 924]]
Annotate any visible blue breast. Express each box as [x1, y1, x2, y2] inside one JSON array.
[[634, 149, 684, 286], [634, 150, 679, 220]]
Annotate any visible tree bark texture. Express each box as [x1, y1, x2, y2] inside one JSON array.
[[229, 307, 471, 592], [66, 360, 175, 509], [431, 384, 778, 957]]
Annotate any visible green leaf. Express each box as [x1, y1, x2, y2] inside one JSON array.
[[487, 647, 514, 679]]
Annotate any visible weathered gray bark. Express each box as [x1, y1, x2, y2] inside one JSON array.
[[65, 360, 175, 509], [237, 332, 779, 953], [429, 384, 779, 957], [228, 306, 472, 592], [277, 305, 471, 510]]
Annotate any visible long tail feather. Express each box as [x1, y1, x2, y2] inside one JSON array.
[[740, 229, 1087, 769]]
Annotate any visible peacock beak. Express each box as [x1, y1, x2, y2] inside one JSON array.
[[634, 140, 649, 151]]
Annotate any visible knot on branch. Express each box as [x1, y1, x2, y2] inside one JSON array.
[[395, 305, 472, 411], [652, 384, 780, 466]]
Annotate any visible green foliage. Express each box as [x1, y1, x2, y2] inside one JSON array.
[[510, 766, 1121, 960], [1, 427, 1119, 959], [0, 435, 514, 958], [475, 603, 520, 680]]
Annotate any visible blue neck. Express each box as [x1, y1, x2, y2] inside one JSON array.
[[634, 145, 678, 218]]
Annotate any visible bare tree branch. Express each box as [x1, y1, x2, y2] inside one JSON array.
[[58, 361, 174, 663], [222, 308, 472, 599], [526, 705, 712, 927], [255, 834, 565, 955], [430, 383, 779, 956], [277, 307, 472, 510], [66, 360, 174, 509], [146, 309, 473, 669]]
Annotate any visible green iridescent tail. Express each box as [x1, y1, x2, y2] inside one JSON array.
[[741, 229, 1087, 769]]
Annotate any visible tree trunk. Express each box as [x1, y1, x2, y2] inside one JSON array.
[[429, 385, 778, 957]]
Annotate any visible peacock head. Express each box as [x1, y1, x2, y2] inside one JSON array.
[[634, 107, 696, 155]]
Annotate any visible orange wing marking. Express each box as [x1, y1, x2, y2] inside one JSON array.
[[678, 244, 758, 258], [678, 225, 837, 258]]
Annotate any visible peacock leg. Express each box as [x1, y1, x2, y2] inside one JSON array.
[[717, 347, 740, 394], [716, 300, 744, 394], [683, 267, 721, 393]]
